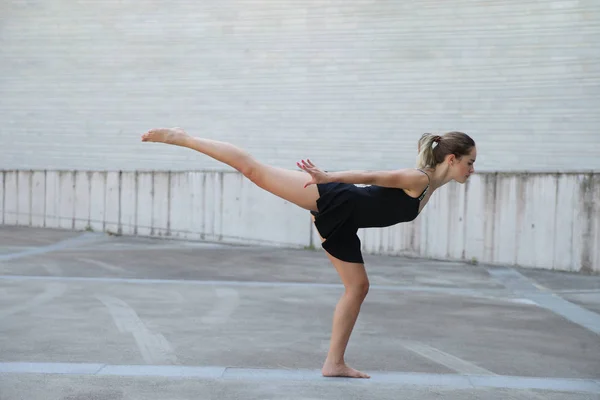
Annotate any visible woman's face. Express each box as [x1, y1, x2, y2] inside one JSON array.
[[451, 147, 476, 183]]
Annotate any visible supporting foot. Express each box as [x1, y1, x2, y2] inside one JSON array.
[[322, 361, 370, 379]]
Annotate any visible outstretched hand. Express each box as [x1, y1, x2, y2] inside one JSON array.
[[296, 159, 329, 188]]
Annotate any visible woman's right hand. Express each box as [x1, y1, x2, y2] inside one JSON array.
[[296, 159, 330, 188]]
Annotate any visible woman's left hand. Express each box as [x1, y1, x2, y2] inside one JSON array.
[[296, 159, 329, 188]]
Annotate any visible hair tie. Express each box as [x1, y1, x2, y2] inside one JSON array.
[[434, 136, 441, 143]]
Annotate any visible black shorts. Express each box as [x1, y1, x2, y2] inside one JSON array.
[[311, 182, 364, 264]]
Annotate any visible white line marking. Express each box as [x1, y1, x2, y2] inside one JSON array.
[[488, 268, 600, 335], [401, 341, 495, 376], [0, 233, 105, 261], [556, 289, 600, 294], [0, 275, 524, 302], [41, 262, 62, 276], [0, 283, 66, 320], [96, 295, 178, 365], [79, 258, 127, 274]]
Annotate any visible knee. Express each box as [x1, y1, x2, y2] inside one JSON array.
[[346, 280, 370, 301]]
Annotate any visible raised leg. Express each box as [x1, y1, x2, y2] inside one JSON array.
[[312, 218, 370, 378], [141, 128, 319, 211]]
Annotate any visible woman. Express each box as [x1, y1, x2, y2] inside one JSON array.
[[141, 128, 476, 379]]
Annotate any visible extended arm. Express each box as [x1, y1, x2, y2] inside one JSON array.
[[326, 169, 417, 188], [296, 159, 425, 190]]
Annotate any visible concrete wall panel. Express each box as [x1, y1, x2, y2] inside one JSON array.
[[17, 171, 31, 226], [593, 175, 600, 273], [120, 172, 137, 236], [0, 172, 4, 225], [4, 172, 18, 225], [44, 171, 60, 229], [104, 172, 121, 234], [151, 172, 170, 237], [168, 172, 193, 240], [136, 172, 154, 237], [89, 172, 106, 233], [463, 176, 486, 264], [187, 172, 207, 242], [58, 171, 75, 230], [492, 175, 518, 265], [73, 171, 91, 231], [1, 170, 598, 273], [553, 174, 578, 271]]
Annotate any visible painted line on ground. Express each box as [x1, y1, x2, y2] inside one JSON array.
[[0, 362, 598, 393], [556, 289, 600, 294], [41, 262, 62, 276], [0, 274, 533, 304], [96, 295, 178, 365], [0, 274, 506, 295], [0, 283, 66, 320], [56, 243, 232, 252], [400, 341, 548, 399], [400, 341, 495, 376], [0, 233, 106, 261], [79, 258, 127, 274], [487, 268, 600, 335]]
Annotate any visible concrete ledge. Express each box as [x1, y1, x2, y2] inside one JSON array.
[[1, 170, 598, 273]]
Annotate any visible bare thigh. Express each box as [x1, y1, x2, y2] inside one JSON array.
[[327, 252, 369, 291], [312, 216, 369, 288], [251, 164, 320, 212]]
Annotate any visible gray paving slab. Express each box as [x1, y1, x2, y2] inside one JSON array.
[[519, 268, 600, 292], [1, 226, 599, 400], [0, 226, 85, 247], [562, 292, 600, 315], [487, 268, 600, 334]]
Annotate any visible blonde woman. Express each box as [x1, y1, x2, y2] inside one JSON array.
[[141, 128, 476, 378]]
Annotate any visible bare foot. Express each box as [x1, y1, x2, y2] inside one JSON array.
[[322, 362, 370, 379], [141, 127, 189, 145]]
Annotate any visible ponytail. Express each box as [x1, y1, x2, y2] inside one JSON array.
[[416, 133, 442, 169], [416, 131, 475, 169]]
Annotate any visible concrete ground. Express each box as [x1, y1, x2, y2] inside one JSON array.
[[0, 226, 599, 400]]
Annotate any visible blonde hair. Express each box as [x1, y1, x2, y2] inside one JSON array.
[[416, 131, 475, 169]]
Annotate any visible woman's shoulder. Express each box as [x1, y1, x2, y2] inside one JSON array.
[[396, 167, 431, 185], [393, 168, 431, 197]]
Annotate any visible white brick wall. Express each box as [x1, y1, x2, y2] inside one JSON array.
[[1, 1, 599, 173]]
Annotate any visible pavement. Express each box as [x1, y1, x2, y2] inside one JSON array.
[[0, 225, 599, 400]]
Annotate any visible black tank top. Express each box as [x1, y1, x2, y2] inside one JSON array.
[[310, 169, 430, 264], [352, 169, 430, 228]]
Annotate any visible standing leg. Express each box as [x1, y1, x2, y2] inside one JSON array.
[[141, 127, 319, 211], [313, 218, 370, 378], [322, 256, 370, 378]]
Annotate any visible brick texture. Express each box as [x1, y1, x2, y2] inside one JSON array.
[[1, 0, 599, 172]]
